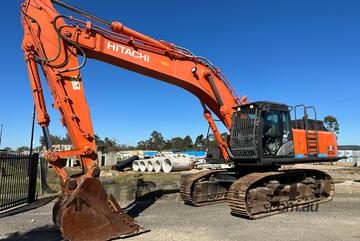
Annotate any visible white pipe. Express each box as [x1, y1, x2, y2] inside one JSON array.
[[146, 159, 154, 172], [162, 157, 192, 173], [139, 160, 147, 172], [132, 160, 140, 172], [153, 159, 162, 173], [162, 158, 172, 173]]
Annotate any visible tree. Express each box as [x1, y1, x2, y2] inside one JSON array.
[[148, 131, 165, 150], [94, 134, 105, 145], [2, 147, 13, 152], [324, 115, 339, 134], [60, 134, 71, 144], [102, 137, 122, 152], [137, 140, 147, 150], [182, 135, 193, 150], [17, 146, 30, 152], [136, 131, 212, 151], [162, 140, 173, 150], [170, 137, 184, 150], [40, 134, 70, 146], [204, 134, 217, 149], [104, 137, 117, 147], [118, 144, 135, 150], [194, 134, 205, 150]]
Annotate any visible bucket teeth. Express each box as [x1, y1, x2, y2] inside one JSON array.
[[53, 177, 146, 241]]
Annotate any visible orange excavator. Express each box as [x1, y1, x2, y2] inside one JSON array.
[[21, 0, 341, 240]]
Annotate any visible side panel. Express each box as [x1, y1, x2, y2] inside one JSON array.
[[292, 129, 338, 157], [292, 129, 307, 157], [318, 131, 338, 157]]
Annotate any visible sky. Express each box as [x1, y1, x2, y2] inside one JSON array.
[[0, 0, 359, 149]]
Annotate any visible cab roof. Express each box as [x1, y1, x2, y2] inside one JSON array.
[[234, 101, 290, 111]]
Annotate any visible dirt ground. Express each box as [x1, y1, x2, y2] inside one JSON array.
[[285, 164, 360, 184], [0, 164, 359, 241]]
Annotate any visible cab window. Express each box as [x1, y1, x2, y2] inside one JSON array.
[[263, 110, 281, 135]]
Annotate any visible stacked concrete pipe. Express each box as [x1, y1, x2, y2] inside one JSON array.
[[112, 155, 140, 171], [153, 158, 162, 172], [146, 160, 154, 172], [132, 160, 140, 172], [139, 160, 147, 172], [161, 156, 192, 173]]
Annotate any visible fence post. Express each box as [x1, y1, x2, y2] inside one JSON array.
[[28, 153, 39, 203], [39, 157, 55, 194]]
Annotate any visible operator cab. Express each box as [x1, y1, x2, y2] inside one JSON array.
[[260, 102, 291, 157], [229, 101, 339, 166]]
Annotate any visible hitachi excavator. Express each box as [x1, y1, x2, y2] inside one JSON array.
[[21, 0, 341, 240]]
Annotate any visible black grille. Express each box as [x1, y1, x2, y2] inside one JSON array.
[[230, 107, 259, 159], [0, 152, 38, 212]]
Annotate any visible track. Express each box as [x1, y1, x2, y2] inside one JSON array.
[[181, 168, 334, 219], [227, 169, 334, 219], [180, 169, 228, 206]]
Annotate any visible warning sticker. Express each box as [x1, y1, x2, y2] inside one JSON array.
[[71, 76, 81, 90]]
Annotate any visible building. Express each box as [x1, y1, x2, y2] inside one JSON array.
[[40, 144, 146, 167], [338, 145, 360, 167]]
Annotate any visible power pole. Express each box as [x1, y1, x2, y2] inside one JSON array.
[[29, 106, 36, 156], [0, 124, 3, 149]]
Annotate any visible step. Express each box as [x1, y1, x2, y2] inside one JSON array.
[[307, 143, 318, 146]]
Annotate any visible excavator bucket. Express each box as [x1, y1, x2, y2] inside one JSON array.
[[53, 177, 145, 241]]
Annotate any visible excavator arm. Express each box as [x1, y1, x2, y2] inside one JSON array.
[[22, 0, 247, 179], [21, 0, 247, 240]]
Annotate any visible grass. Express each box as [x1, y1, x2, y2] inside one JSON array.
[[0, 161, 31, 206], [109, 172, 181, 183], [44, 167, 182, 192], [0, 162, 183, 207], [41, 167, 182, 204]]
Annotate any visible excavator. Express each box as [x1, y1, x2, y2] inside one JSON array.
[[21, 0, 341, 240]]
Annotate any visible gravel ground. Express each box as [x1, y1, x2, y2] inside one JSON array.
[[0, 182, 359, 241]]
